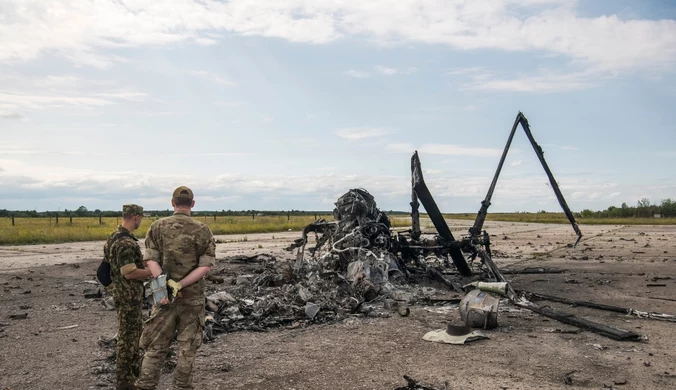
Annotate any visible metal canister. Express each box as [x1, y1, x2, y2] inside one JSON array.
[[459, 288, 500, 329]]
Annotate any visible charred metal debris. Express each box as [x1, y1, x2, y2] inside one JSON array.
[[202, 112, 669, 342]]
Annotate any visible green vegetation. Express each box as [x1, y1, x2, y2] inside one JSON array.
[[1, 197, 673, 245], [0, 215, 413, 246], [444, 212, 675, 226]]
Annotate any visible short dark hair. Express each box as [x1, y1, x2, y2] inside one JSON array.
[[173, 197, 192, 207]]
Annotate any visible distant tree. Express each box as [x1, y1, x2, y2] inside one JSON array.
[[75, 205, 88, 217], [636, 198, 652, 217], [661, 198, 676, 217]]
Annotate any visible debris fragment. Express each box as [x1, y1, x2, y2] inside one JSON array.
[[422, 323, 489, 345], [55, 324, 79, 330], [83, 288, 102, 299], [524, 291, 676, 324], [101, 297, 115, 311], [395, 375, 448, 390], [563, 370, 577, 385], [9, 313, 28, 320], [459, 289, 500, 329], [304, 302, 319, 319]]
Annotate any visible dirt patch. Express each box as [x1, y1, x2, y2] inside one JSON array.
[[2, 221, 676, 389]]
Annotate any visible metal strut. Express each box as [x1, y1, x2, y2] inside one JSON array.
[[411, 151, 472, 276], [469, 112, 583, 247]]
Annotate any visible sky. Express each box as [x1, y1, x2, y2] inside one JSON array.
[[0, 0, 675, 213]]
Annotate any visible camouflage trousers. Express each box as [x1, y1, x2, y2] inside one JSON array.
[[114, 300, 143, 390], [135, 299, 205, 390]]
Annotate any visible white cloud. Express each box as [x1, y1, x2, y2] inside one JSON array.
[[194, 37, 218, 46], [95, 92, 148, 101], [454, 68, 603, 93], [0, 73, 148, 112], [0, 157, 672, 212], [0, 111, 26, 120], [335, 127, 390, 140], [0, 91, 111, 110], [510, 160, 522, 166], [188, 71, 238, 86], [385, 143, 415, 153], [344, 70, 371, 78], [1, 0, 674, 76], [374, 65, 398, 76], [387, 143, 503, 157], [374, 65, 417, 76]]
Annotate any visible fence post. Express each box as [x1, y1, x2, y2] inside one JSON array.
[[69, 215, 73, 224], [252, 212, 255, 221], [50, 215, 52, 227], [314, 213, 317, 220], [204, 215, 207, 223], [12, 213, 15, 226], [99, 214, 102, 225], [213, 215, 216, 222], [56, 213, 59, 225]]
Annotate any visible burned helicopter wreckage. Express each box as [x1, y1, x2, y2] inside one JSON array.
[[204, 112, 671, 341], [285, 111, 582, 296]]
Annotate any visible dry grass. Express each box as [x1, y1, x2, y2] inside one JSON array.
[[0, 215, 413, 245], [2, 213, 670, 245], [444, 212, 676, 225]]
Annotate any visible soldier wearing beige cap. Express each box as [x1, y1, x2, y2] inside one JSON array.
[[136, 187, 216, 390]]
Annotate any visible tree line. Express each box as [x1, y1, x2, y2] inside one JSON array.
[[579, 198, 675, 218], [1, 199, 673, 219]]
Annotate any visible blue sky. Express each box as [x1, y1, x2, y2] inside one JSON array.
[[0, 0, 675, 213]]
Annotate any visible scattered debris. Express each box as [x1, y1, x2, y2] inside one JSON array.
[[101, 297, 115, 311], [647, 296, 676, 303], [501, 267, 565, 275], [9, 313, 28, 320], [563, 370, 577, 385], [83, 288, 102, 299], [395, 375, 448, 390], [423, 324, 489, 345], [55, 324, 79, 330], [524, 291, 676, 324], [544, 328, 582, 334]]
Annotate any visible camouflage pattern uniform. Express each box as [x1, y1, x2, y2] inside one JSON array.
[[104, 204, 146, 390], [135, 207, 216, 390]]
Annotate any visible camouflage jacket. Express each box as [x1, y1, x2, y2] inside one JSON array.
[[144, 212, 216, 301], [104, 226, 145, 304]]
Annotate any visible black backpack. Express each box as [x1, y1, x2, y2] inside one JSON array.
[[97, 232, 134, 287]]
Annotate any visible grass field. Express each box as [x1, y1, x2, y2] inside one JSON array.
[[0, 215, 413, 245], [0, 213, 673, 245], [443, 212, 676, 226]]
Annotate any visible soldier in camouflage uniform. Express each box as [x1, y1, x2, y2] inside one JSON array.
[[135, 186, 216, 390], [104, 204, 152, 390]]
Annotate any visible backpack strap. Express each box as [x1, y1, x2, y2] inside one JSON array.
[[104, 232, 137, 261]]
